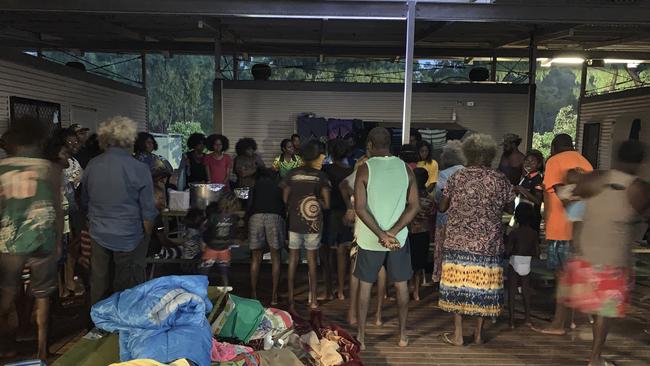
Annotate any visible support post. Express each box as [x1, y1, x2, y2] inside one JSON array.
[[232, 52, 238, 81], [526, 33, 537, 151], [213, 36, 224, 134], [490, 56, 497, 82], [401, 0, 416, 145], [141, 52, 149, 130], [140, 52, 147, 88], [575, 60, 588, 150]]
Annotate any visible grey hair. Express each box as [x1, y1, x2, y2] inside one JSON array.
[[97, 116, 137, 150], [440, 140, 465, 169], [462, 133, 497, 167]]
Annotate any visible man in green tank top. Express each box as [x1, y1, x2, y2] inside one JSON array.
[[0, 118, 63, 360], [353, 127, 420, 350]]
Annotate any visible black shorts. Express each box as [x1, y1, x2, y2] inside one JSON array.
[[408, 232, 430, 271], [0, 248, 58, 298], [322, 209, 353, 247], [354, 242, 413, 283]]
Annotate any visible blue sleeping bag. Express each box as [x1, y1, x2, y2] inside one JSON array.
[[91, 275, 213, 366]]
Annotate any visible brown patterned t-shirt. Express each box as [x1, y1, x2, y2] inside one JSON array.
[[443, 166, 514, 256]]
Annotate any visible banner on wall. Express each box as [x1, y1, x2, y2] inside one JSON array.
[[297, 115, 363, 142]]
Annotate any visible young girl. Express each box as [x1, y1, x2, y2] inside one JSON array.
[[408, 168, 435, 301], [200, 192, 240, 286], [506, 203, 540, 328], [273, 138, 303, 178]]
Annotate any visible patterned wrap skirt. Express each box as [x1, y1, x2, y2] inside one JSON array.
[[438, 249, 504, 317], [557, 258, 633, 318]]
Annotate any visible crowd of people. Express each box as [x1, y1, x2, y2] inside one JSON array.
[[0, 115, 648, 366]]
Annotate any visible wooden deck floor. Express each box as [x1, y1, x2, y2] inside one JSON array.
[[266, 265, 650, 366], [4, 263, 650, 366]]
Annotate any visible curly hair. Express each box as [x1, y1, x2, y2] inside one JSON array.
[[235, 137, 258, 156], [206, 134, 229, 153], [134, 132, 158, 154], [187, 133, 206, 150], [461, 133, 497, 167], [97, 116, 137, 150], [440, 140, 465, 169]]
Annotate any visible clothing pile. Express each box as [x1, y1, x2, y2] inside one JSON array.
[[91, 276, 214, 366], [90, 276, 361, 366]]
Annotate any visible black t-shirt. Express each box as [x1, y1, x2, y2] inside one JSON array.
[[186, 151, 208, 183], [322, 163, 353, 211], [282, 167, 331, 234], [203, 213, 238, 250], [519, 172, 543, 229], [249, 175, 285, 216], [507, 225, 539, 257]]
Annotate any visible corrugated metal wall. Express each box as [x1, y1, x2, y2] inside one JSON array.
[[0, 55, 146, 134], [223, 84, 529, 164], [578, 89, 650, 170]]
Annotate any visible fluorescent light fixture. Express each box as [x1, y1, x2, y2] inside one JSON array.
[[604, 59, 645, 68], [240, 14, 404, 20], [540, 57, 584, 67]]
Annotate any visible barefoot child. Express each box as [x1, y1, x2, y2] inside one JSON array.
[[282, 140, 330, 311], [506, 203, 539, 328], [408, 168, 434, 301]]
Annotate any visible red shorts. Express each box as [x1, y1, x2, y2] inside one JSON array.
[[558, 258, 633, 318]]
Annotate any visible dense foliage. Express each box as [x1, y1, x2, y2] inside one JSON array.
[[41, 52, 650, 160]]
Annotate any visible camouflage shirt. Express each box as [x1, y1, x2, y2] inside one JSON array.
[[0, 153, 57, 254]]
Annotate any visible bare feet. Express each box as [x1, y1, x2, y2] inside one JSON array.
[[358, 336, 366, 351], [398, 336, 409, 347], [337, 291, 346, 301], [531, 326, 566, 335], [317, 293, 334, 301], [375, 318, 383, 327], [588, 358, 617, 366], [440, 332, 463, 346], [473, 334, 484, 345], [309, 300, 319, 310]]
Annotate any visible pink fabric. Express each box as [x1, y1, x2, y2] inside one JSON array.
[[211, 339, 255, 362]]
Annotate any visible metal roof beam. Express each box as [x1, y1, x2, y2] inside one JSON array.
[[5, 40, 650, 60], [3, 1, 650, 24]]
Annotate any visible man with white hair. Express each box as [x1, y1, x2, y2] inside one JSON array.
[[81, 116, 158, 305]]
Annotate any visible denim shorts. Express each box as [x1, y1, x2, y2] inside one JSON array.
[[547, 240, 571, 271], [288, 232, 321, 251]]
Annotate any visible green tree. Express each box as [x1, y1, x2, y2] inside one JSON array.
[[534, 66, 579, 133], [533, 104, 577, 158], [168, 121, 205, 146], [553, 105, 577, 136]]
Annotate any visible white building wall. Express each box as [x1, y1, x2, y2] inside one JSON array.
[[223, 82, 529, 164], [0, 51, 146, 134], [578, 88, 650, 177]]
